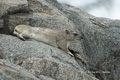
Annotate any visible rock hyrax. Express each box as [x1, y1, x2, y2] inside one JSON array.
[[13, 25, 82, 56]]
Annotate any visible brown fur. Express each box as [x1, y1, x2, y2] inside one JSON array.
[[13, 25, 81, 56]]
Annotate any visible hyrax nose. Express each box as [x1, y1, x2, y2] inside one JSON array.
[[76, 36, 83, 40], [80, 36, 83, 39], [12, 32, 16, 36]]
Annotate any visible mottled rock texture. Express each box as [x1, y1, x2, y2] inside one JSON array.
[[0, 19, 4, 28], [0, 0, 120, 80], [0, 34, 97, 80], [0, 0, 28, 17], [0, 59, 40, 80]]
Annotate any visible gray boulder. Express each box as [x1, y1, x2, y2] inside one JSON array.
[[0, 34, 98, 80], [62, 5, 120, 80], [8, 13, 75, 32], [0, 0, 28, 17], [22, 58, 97, 80], [54, 3, 120, 80], [0, 0, 120, 80], [0, 0, 28, 34], [0, 59, 40, 80]]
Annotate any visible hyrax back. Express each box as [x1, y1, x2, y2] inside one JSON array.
[[13, 25, 81, 56]]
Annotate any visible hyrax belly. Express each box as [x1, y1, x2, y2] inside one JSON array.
[[31, 33, 58, 47]]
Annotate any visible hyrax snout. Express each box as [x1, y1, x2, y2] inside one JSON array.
[[13, 25, 82, 56]]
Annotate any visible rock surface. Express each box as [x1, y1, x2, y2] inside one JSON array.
[[0, 34, 97, 80], [0, 34, 82, 71], [0, 59, 40, 80], [0, 19, 4, 28], [54, 3, 120, 80], [0, 0, 28, 17], [22, 58, 96, 80], [0, 0, 120, 80]]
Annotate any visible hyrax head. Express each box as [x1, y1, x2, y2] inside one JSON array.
[[13, 25, 31, 36], [13, 25, 31, 40], [13, 26, 22, 36], [65, 30, 83, 42]]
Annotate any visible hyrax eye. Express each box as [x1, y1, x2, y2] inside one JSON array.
[[74, 33, 78, 36]]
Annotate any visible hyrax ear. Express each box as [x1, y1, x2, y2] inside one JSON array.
[[65, 30, 70, 34]]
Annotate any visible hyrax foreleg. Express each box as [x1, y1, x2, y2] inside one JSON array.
[[59, 46, 74, 56], [13, 30, 26, 41], [56, 38, 74, 56], [18, 34, 26, 41], [63, 47, 74, 56]]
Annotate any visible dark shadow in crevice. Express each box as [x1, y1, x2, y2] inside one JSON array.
[[0, 16, 11, 34], [69, 49, 87, 67], [0, 9, 29, 34]]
